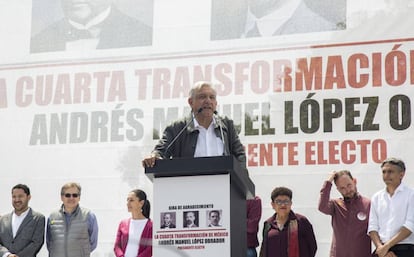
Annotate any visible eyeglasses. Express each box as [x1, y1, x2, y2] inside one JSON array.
[[273, 200, 291, 206], [63, 193, 79, 198]]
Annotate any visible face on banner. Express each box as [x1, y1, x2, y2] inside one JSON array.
[[208, 210, 221, 226], [61, 0, 112, 23], [248, 0, 284, 17]]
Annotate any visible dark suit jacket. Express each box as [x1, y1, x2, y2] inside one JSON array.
[[161, 223, 176, 229], [30, 6, 152, 53], [0, 208, 45, 257], [152, 113, 247, 171]]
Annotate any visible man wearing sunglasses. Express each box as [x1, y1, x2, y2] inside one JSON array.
[[46, 182, 99, 257]]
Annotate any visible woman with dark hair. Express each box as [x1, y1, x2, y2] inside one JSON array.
[[260, 187, 317, 257], [114, 189, 152, 257]]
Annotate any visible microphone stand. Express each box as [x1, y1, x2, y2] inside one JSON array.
[[163, 108, 203, 158], [214, 111, 228, 156]]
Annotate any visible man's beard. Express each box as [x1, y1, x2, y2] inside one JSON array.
[[343, 192, 357, 201]]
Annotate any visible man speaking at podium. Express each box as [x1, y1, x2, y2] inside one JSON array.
[[142, 81, 246, 171]]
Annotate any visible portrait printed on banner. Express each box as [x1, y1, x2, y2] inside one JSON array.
[[183, 211, 199, 228], [160, 212, 176, 229], [30, 0, 153, 53], [210, 0, 346, 40], [207, 210, 222, 227]]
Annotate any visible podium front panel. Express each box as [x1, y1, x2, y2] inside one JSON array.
[[153, 174, 231, 257]]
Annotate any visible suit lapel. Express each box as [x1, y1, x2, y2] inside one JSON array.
[[14, 209, 32, 238]]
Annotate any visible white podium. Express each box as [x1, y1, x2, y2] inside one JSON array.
[[145, 156, 255, 257]]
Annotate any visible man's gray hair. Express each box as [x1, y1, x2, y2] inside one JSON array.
[[188, 81, 216, 98]]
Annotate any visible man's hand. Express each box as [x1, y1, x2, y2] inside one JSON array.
[[142, 155, 159, 168], [327, 171, 336, 183], [375, 244, 391, 257], [386, 251, 397, 257]]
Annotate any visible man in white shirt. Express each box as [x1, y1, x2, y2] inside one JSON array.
[[142, 81, 246, 172], [368, 158, 414, 257], [0, 184, 45, 257]]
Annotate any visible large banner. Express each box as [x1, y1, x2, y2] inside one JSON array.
[[1, 0, 414, 256]]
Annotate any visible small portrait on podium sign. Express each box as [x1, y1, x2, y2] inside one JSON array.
[[207, 210, 222, 227], [183, 211, 199, 228], [160, 212, 176, 229]]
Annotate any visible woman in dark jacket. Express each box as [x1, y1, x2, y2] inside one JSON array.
[[260, 187, 317, 257]]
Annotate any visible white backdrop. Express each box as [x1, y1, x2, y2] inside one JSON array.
[[1, 0, 414, 256]]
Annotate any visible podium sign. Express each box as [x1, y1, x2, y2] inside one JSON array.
[[146, 156, 254, 257], [153, 174, 230, 257]]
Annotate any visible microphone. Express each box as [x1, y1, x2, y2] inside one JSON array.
[[213, 111, 228, 156], [163, 108, 203, 158]]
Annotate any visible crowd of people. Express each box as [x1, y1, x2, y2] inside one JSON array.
[[1, 81, 413, 257], [0, 182, 152, 257]]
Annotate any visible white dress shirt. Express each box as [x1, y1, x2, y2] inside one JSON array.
[[368, 183, 414, 244], [12, 207, 30, 237], [193, 118, 224, 157]]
